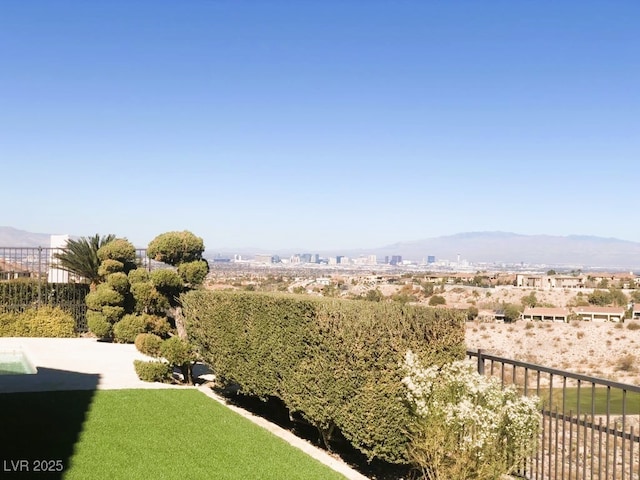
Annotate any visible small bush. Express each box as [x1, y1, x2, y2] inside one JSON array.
[[627, 321, 640, 331], [617, 354, 636, 372], [160, 336, 196, 366], [0, 307, 75, 337], [135, 333, 163, 357], [428, 295, 446, 306], [21, 306, 76, 337], [86, 311, 113, 339], [113, 314, 147, 343], [133, 360, 171, 382]]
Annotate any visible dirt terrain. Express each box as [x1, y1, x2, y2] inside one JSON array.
[[465, 318, 640, 385]]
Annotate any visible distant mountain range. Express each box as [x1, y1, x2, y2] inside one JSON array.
[[3, 227, 640, 270], [371, 232, 640, 269], [0, 226, 52, 247]]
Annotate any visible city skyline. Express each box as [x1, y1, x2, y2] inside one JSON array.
[[1, 2, 638, 250]]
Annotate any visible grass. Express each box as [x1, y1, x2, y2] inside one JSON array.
[[537, 387, 640, 416], [0, 389, 347, 480]]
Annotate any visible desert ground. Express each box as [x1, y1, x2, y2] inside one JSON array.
[[465, 314, 640, 386], [430, 284, 640, 385]]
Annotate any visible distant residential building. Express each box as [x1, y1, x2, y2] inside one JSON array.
[[632, 304, 640, 320], [573, 306, 626, 322], [516, 274, 584, 289], [521, 307, 570, 322]]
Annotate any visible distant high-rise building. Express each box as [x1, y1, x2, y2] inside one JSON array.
[[254, 254, 274, 264], [336, 255, 344, 264], [390, 255, 402, 266], [427, 256, 436, 264]]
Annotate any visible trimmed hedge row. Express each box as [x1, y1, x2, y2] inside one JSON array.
[[0, 306, 76, 337], [181, 290, 466, 463]]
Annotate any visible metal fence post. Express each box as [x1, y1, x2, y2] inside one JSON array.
[[37, 246, 43, 307], [477, 348, 484, 375]]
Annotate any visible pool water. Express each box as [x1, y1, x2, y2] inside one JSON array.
[[0, 350, 37, 375]]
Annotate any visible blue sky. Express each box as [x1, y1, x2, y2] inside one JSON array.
[[1, 1, 638, 251]]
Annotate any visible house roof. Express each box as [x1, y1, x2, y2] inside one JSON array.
[[573, 306, 626, 315], [633, 303, 640, 312], [522, 307, 570, 317], [0, 259, 30, 273]]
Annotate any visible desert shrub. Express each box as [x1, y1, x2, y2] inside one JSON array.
[[627, 321, 640, 331], [86, 311, 113, 339], [428, 295, 446, 306], [617, 354, 636, 372], [133, 360, 171, 382], [402, 352, 540, 479], [135, 333, 164, 357], [113, 314, 147, 343]]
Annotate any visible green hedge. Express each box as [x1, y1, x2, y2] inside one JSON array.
[[181, 290, 465, 463], [0, 306, 76, 337]]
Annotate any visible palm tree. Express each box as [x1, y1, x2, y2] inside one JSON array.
[[54, 234, 116, 289]]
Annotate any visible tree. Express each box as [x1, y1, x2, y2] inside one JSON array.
[[502, 303, 522, 323], [609, 288, 628, 307], [547, 269, 557, 275], [54, 234, 116, 289], [521, 292, 538, 308], [588, 289, 613, 306], [146, 231, 208, 339]]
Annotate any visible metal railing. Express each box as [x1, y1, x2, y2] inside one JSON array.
[[0, 246, 152, 332], [468, 349, 640, 480]]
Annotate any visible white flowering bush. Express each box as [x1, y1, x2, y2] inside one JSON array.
[[402, 351, 541, 480]]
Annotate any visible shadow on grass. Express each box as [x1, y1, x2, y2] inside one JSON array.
[[0, 368, 99, 479], [214, 386, 411, 480]]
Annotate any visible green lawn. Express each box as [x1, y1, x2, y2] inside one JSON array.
[[537, 387, 640, 416], [0, 389, 347, 480]]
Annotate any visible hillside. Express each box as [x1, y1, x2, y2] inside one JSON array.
[[0, 226, 53, 247]]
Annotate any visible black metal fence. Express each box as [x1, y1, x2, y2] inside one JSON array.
[[0, 246, 151, 332], [468, 349, 640, 480]]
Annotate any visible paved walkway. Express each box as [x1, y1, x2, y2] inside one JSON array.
[[0, 337, 368, 480], [0, 337, 180, 393]]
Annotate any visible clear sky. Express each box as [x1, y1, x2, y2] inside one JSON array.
[[1, 1, 638, 251]]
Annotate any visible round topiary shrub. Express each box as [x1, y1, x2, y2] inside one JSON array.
[[160, 336, 195, 366], [143, 314, 172, 337], [86, 311, 113, 339], [133, 360, 171, 382], [135, 333, 163, 357], [113, 314, 147, 343]]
